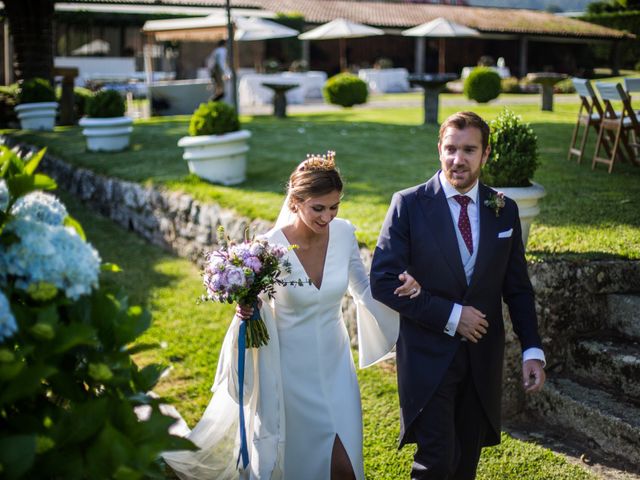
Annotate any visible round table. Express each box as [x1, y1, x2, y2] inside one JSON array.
[[526, 73, 567, 112], [261, 82, 300, 118], [408, 73, 458, 125]]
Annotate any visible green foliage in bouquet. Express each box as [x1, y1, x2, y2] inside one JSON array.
[[188, 101, 240, 136], [17, 78, 56, 104], [0, 145, 193, 479], [482, 109, 539, 188], [323, 73, 368, 108], [464, 67, 501, 103], [86, 89, 126, 118]]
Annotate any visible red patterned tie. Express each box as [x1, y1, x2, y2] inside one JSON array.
[[453, 195, 473, 255]]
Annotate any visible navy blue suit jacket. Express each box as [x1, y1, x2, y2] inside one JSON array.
[[370, 172, 542, 447]]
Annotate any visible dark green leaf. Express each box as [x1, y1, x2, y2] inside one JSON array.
[[0, 435, 36, 479], [124, 342, 159, 355], [52, 323, 97, 354], [85, 423, 134, 478], [54, 398, 109, 447], [133, 363, 164, 392], [0, 365, 57, 405]]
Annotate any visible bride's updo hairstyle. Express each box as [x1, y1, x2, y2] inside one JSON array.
[[287, 151, 343, 210]]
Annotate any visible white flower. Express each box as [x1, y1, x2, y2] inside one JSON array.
[[0, 290, 17, 342], [0, 180, 8, 211], [10, 191, 68, 225], [0, 218, 101, 300], [225, 266, 246, 289]]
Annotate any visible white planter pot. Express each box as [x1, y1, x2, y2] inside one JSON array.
[[178, 130, 252, 185], [495, 182, 545, 248], [79, 116, 133, 152], [15, 102, 58, 131]]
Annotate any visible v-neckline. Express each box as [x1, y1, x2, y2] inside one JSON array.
[[279, 223, 332, 291]]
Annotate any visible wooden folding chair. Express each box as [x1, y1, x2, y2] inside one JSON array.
[[567, 78, 606, 164], [624, 77, 640, 154], [592, 82, 640, 173]]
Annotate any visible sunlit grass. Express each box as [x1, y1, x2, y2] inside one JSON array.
[[7, 94, 640, 259]]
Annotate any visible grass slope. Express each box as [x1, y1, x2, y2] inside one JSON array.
[[61, 193, 595, 479]]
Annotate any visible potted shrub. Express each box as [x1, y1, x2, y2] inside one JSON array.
[[177, 101, 251, 185], [482, 109, 545, 248], [14, 78, 58, 131], [464, 67, 501, 103], [323, 73, 368, 107], [79, 89, 133, 152]]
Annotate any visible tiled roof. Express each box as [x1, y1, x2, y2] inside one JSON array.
[[59, 0, 632, 39]]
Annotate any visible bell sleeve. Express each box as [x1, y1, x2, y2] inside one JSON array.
[[345, 223, 400, 368]]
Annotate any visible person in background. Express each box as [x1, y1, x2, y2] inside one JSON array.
[[207, 39, 228, 101]]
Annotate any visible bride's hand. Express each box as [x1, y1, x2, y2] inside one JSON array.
[[235, 299, 263, 320], [235, 304, 254, 320], [394, 271, 421, 299]]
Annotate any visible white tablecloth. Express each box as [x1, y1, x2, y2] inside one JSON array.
[[238, 72, 328, 106], [358, 68, 409, 94]]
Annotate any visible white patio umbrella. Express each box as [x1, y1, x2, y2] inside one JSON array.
[[299, 18, 384, 71], [234, 16, 299, 41], [402, 17, 479, 73], [71, 39, 110, 56], [143, 14, 298, 42]]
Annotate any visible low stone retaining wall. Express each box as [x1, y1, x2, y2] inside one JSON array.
[[7, 139, 639, 419]]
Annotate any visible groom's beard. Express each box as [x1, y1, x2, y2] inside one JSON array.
[[444, 164, 481, 192]]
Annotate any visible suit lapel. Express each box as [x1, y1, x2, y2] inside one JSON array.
[[419, 174, 467, 291], [468, 183, 497, 290]]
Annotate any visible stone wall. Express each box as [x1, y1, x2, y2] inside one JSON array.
[[8, 139, 640, 419]]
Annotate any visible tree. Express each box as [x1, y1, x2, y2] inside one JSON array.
[[4, 0, 55, 82]]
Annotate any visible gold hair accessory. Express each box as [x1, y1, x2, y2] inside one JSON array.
[[300, 151, 336, 171]]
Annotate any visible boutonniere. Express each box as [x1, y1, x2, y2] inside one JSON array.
[[484, 192, 506, 217]]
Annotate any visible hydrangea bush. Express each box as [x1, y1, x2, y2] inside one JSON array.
[[0, 145, 193, 478]]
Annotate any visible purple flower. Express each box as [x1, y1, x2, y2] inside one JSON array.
[[244, 256, 262, 273], [205, 252, 227, 272], [230, 243, 251, 260], [226, 266, 246, 289], [249, 242, 264, 256]]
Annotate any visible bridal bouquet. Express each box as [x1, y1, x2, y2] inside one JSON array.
[[203, 226, 293, 348]]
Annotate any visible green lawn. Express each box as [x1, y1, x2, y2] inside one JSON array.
[[9, 98, 640, 259], [62, 192, 595, 479]]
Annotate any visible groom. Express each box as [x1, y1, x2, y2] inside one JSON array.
[[370, 111, 546, 479]]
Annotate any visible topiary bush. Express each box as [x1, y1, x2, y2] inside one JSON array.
[[86, 89, 126, 118], [188, 101, 240, 136], [0, 84, 19, 128], [323, 73, 368, 108], [0, 145, 193, 479], [464, 67, 501, 103], [17, 78, 56, 104], [481, 109, 539, 187]]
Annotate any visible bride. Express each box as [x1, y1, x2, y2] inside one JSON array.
[[163, 152, 421, 479]]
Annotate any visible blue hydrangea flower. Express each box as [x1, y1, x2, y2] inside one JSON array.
[[0, 179, 8, 211], [10, 191, 68, 226], [0, 290, 17, 342], [0, 218, 101, 300]]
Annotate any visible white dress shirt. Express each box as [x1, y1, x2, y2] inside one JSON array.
[[438, 172, 545, 365]]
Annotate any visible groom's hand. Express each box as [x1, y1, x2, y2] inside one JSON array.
[[523, 359, 545, 393], [457, 306, 488, 343]]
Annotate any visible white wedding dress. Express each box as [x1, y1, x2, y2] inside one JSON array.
[[163, 218, 399, 479]]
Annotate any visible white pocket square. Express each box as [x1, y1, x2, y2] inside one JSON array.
[[498, 229, 513, 238]]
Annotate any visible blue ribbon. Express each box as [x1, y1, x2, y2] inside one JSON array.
[[236, 304, 260, 471]]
